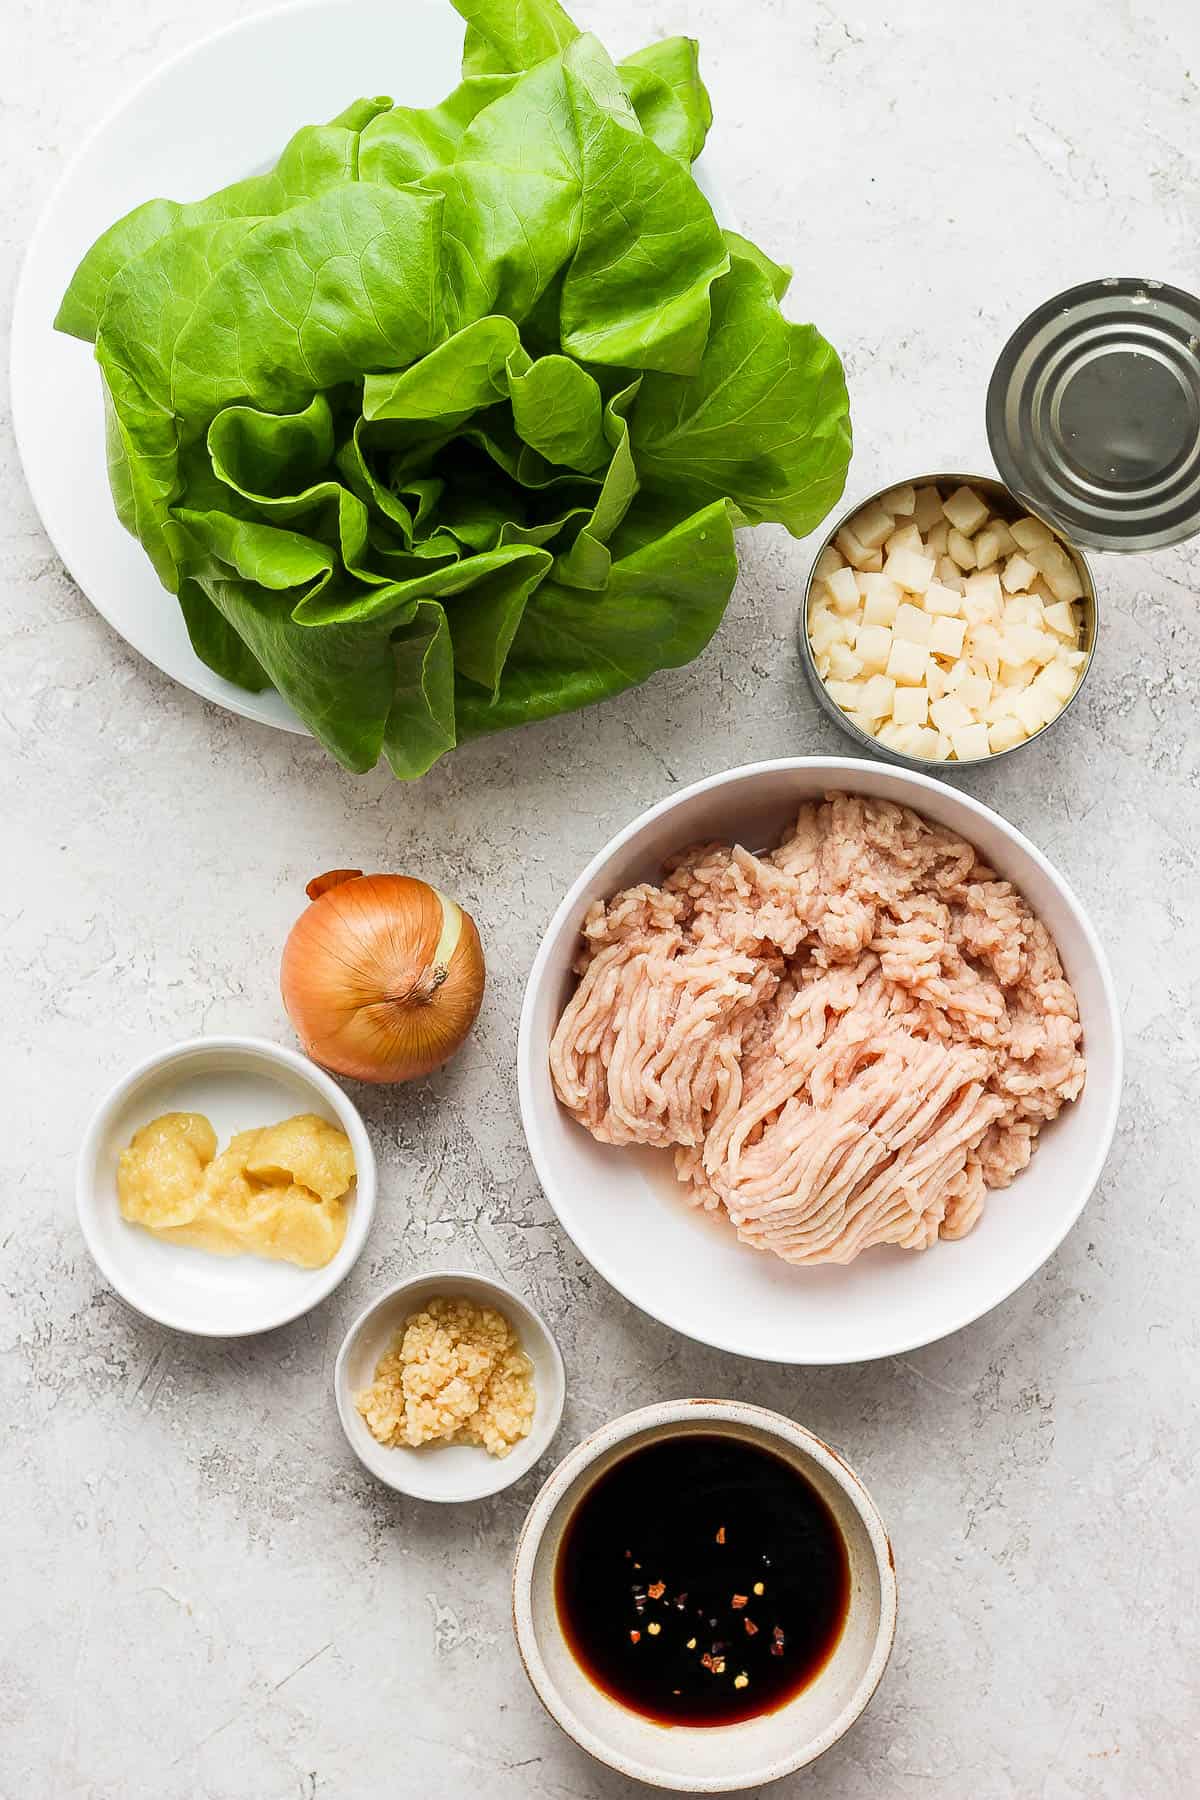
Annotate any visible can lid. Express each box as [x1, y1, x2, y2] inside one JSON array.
[[985, 277, 1200, 551]]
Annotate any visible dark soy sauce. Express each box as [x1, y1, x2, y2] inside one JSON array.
[[554, 1433, 850, 1727]]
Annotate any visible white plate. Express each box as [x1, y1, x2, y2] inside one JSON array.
[[518, 758, 1123, 1365], [11, 0, 734, 735], [77, 1035, 376, 1335], [334, 1270, 566, 1502]]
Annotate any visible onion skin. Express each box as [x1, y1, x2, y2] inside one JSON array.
[[281, 872, 486, 1083]]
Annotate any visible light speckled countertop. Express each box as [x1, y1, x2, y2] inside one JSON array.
[[3, 2, 1199, 1795]]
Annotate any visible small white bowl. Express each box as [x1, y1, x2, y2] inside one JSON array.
[[77, 1035, 375, 1336], [334, 1270, 566, 1503], [519, 757, 1123, 1363], [512, 1400, 898, 1792]]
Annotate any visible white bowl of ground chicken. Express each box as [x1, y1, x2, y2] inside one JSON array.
[[518, 758, 1122, 1364], [334, 1271, 565, 1502]]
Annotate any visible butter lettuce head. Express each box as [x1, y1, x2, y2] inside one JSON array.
[[56, 0, 851, 778]]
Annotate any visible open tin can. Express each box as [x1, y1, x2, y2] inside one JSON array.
[[801, 277, 1200, 771], [800, 472, 1097, 771]]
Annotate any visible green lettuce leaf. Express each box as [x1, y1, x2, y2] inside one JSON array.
[[55, 0, 851, 779], [619, 38, 712, 163], [457, 497, 737, 734], [55, 105, 393, 342], [453, 0, 579, 75], [630, 240, 851, 537], [385, 601, 458, 778]]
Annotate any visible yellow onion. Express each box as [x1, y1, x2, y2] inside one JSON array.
[[281, 870, 485, 1083]]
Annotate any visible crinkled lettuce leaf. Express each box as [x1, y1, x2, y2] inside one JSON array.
[[55, 0, 851, 778]]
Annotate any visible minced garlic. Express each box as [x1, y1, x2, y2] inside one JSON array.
[[355, 1295, 534, 1458]]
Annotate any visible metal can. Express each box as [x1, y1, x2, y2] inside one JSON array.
[[801, 276, 1200, 771], [800, 472, 1097, 771], [986, 278, 1200, 552]]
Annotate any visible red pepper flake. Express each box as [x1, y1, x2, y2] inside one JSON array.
[[647, 1580, 666, 1600], [673, 1592, 688, 1610], [700, 1652, 715, 1672], [715, 1526, 727, 1545], [629, 1630, 641, 1644], [731, 1593, 748, 1610], [744, 1619, 759, 1636], [770, 1625, 785, 1659]]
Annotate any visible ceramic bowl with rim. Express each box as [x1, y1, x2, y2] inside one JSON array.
[[518, 757, 1122, 1364], [800, 471, 1098, 770], [77, 1035, 375, 1336], [334, 1270, 566, 1503], [512, 1399, 897, 1792]]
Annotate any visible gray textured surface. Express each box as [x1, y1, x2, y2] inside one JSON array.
[[3, 1, 1199, 1795]]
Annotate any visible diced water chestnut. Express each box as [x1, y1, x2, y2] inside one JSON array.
[[860, 574, 902, 625], [1010, 515, 1053, 550], [958, 673, 991, 714], [912, 486, 945, 532], [988, 716, 1027, 753], [859, 673, 897, 717], [891, 686, 929, 726], [928, 615, 965, 658], [884, 521, 924, 558], [942, 486, 990, 536], [1043, 600, 1077, 637], [827, 643, 863, 681], [809, 480, 1086, 760], [975, 521, 1015, 566], [924, 582, 962, 616], [826, 566, 860, 614], [885, 639, 928, 685], [1004, 593, 1042, 626], [1001, 553, 1036, 593], [854, 624, 893, 673], [850, 503, 895, 550], [946, 528, 977, 571], [950, 722, 991, 761], [930, 694, 973, 733], [1030, 540, 1084, 603], [894, 601, 932, 645], [880, 483, 917, 516], [884, 547, 935, 593], [835, 526, 882, 571]]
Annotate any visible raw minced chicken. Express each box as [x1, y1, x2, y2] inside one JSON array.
[[549, 793, 1086, 1265], [355, 1296, 534, 1457]]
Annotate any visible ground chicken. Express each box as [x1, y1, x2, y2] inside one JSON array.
[[549, 794, 1086, 1266]]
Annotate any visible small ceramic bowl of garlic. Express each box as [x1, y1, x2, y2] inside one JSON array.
[[800, 472, 1096, 766]]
